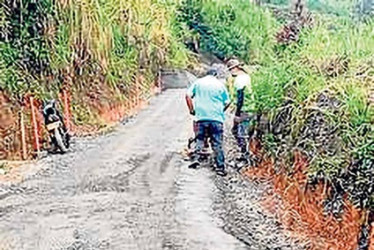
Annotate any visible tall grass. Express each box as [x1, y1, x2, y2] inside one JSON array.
[[0, 0, 192, 124]]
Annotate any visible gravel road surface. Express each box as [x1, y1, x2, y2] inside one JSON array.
[[0, 89, 303, 250]]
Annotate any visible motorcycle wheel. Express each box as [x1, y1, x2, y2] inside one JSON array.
[[54, 128, 68, 153]]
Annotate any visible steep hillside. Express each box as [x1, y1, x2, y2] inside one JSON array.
[[0, 0, 193, 160]]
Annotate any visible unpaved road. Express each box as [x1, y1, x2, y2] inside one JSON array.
[[0, 89, 303, 250]]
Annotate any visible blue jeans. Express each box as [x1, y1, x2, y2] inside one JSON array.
[[193, 120, 225, 170]]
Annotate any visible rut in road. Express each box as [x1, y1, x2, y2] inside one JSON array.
[[0, 89, 304, 250]]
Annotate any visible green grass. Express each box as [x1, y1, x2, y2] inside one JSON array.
[[179, 0, 374, 210], [178, 0, 278, 63]]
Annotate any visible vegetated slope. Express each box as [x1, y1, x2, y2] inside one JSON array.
[[0, 0, 193, 160], [178, 0, 373, 234]]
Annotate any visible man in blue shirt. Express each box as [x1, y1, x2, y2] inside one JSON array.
[[186, 68, 231, 176]]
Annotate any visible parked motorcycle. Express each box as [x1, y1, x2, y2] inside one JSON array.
[[42, 100, 70, 153]]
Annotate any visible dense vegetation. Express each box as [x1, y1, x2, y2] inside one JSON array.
[[0, 0, 192, 125], [178, 0, 373, 214]]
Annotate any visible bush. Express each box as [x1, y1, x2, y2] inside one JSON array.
[[178, 0, 278, 64]]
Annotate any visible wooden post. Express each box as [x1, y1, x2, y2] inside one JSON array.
[[132, 88, 136, 111], [158, 70, 162, 93], [20, 108, 27, 160], [30, 96, 40, 157], [62, 89, 70, 131], [125, 99, 129, 116], [136, 76, 140, 109]]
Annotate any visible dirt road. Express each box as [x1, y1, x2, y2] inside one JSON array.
[[0, 89, 302, 250]]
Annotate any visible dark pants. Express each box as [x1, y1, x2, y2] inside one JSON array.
[[232, 113, 256, 153], [193, 120, 225, 170]]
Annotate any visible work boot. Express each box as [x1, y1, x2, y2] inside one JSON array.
[[216, 167, 227, 177], [188, 159, 200, 169], [236, 151, 249, 164]]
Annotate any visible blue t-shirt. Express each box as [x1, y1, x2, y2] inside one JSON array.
[[187, 75, 230, 123]]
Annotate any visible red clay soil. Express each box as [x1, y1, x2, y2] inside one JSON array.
[[245, 141, 362, 250], [70, 83, 159, 136], [68, 74, 156, 135], [0, 93, 25, 160], [0, 82, 161, 160]]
